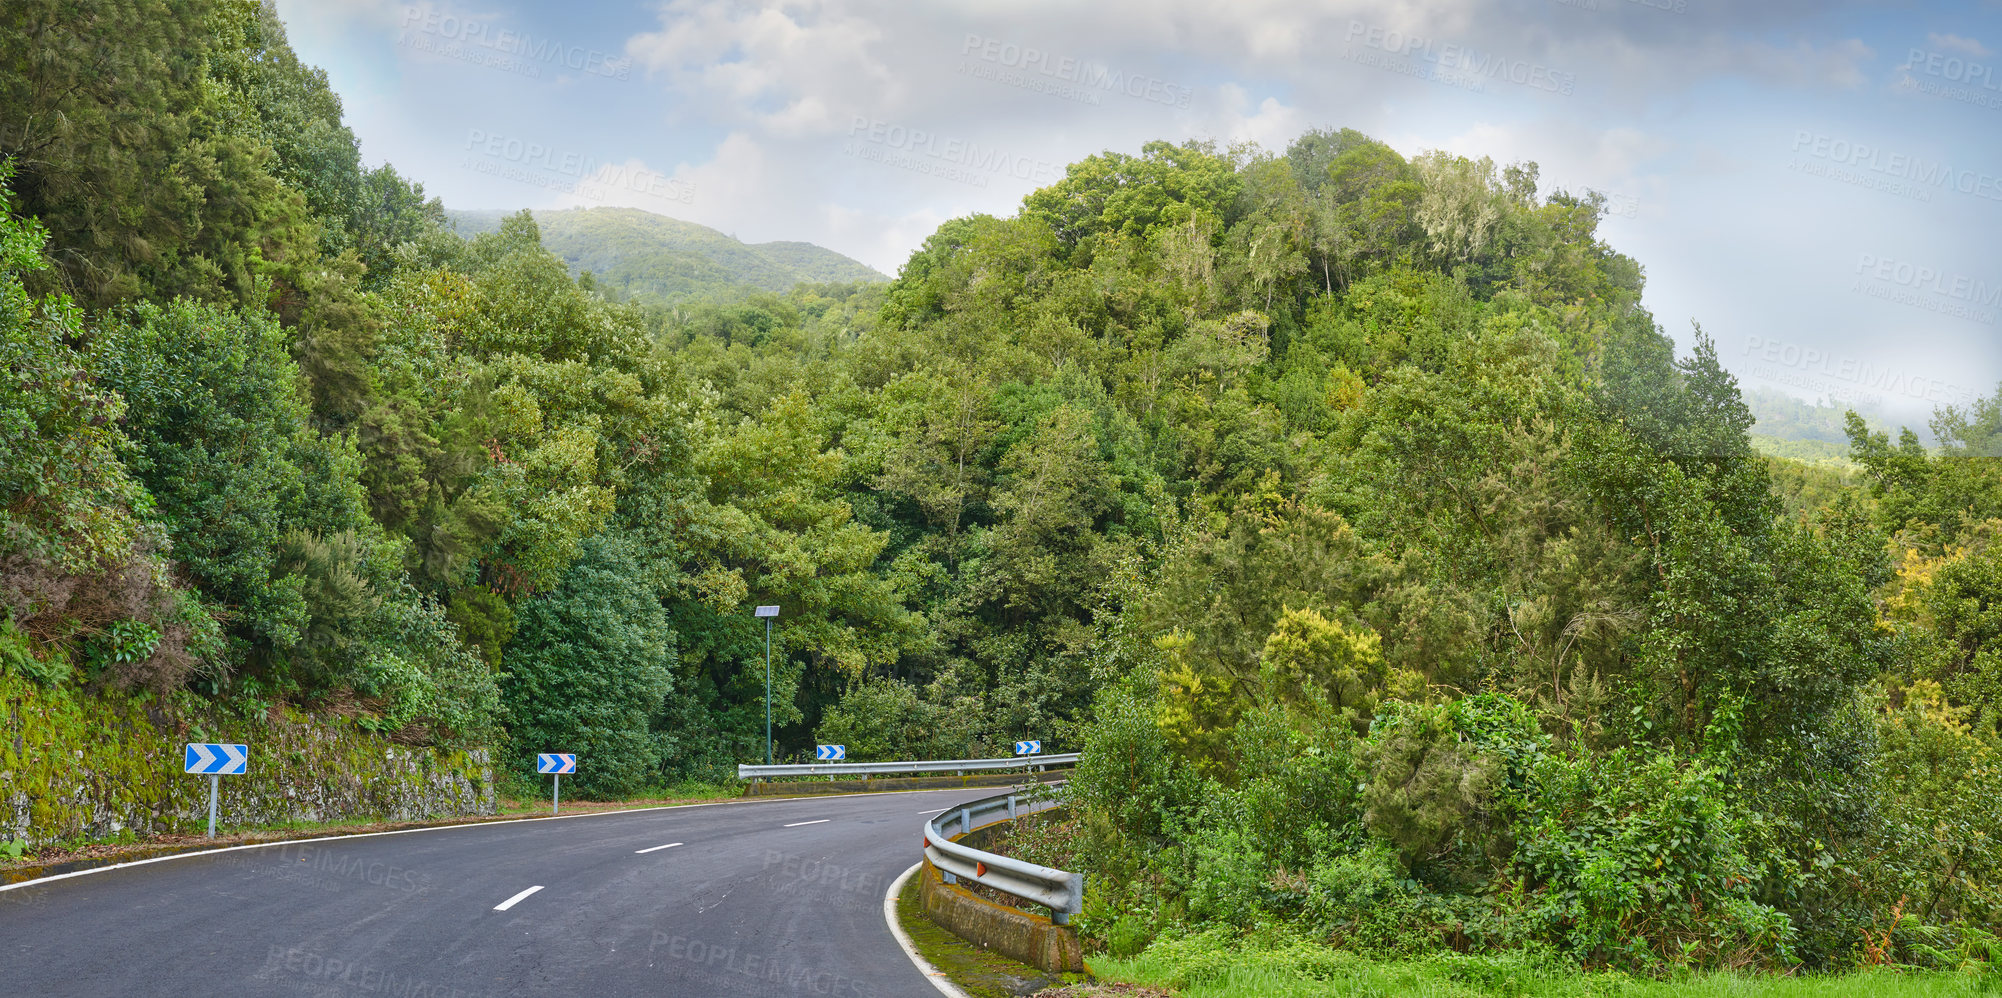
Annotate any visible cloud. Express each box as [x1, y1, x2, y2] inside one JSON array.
[[819, 202, 945, 276], [542, 133, 770, 228], [762, 95, 838, 136], [1728, 37, 1876, 89], [275, 0, 450, 39], [625, 0, 900, 125], [1926, 32, 1991, 57], [1211, 85, 1305, 150]]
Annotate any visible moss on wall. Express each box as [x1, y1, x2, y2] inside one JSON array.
[[1, 674, 492, 848]]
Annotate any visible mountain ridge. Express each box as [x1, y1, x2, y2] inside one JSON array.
[[447, 206, 889, 303]]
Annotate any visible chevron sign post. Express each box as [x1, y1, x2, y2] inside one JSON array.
[[1013, 740, 1041, 756], [184, 743, 248, 839], [537, 754, 576, 814], [815, 745, 846, 762]]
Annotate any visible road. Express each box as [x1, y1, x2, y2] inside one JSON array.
[[0, 788, 985, 997]]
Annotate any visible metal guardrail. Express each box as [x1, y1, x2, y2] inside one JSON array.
[[924, 786, 1085, 924], [737, 753, 1078, 780]]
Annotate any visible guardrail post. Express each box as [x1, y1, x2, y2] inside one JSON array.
[[1053, 872, 1085, 925], [1006, 794, 1016, 819], [959, 807, 971, 837]]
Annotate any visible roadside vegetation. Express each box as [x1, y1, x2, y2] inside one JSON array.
[[1085, 936, 1996, 997]]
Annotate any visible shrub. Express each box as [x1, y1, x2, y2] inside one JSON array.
[[1512, 746, 1794, 970], [1861, 682, 2002, 955], [1360, 700, 1502, 868], [1303, 847, 1428, 953], [811, 677, 981, 761]]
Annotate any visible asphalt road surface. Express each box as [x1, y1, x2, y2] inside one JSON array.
[[0, 788, 990, 997]]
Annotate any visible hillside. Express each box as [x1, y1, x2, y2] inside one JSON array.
[[447, 207, 887, 303]]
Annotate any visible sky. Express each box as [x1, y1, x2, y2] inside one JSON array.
[[271, 0, 2002, 430]]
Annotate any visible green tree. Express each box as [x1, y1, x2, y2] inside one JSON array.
[[501, 535, 675, 797]]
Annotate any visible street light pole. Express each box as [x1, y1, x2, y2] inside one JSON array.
[[755, 605, 780, 766], [764, 617, 772, 765]]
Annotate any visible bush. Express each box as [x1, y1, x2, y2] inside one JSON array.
[[1303, 847, 1428, 953], [811, 677, 980, 761], [1359, 699, 1503, 869], [1226, 705, 1366, 871], [1861, 682, 2002, 956], [1186, 825, 1274, 928], [1512, 745, 1794, 969]]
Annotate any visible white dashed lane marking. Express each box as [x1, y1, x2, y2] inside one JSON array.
[[493, 886, 544, 911]]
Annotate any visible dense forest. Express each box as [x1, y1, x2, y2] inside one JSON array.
[[2, 0, 1997, 978]]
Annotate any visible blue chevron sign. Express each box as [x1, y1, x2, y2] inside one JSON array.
[[815, 744, 846, 761], [536, 753, 576, 774], [1014, 740, 1042, 755], [184, 743, 248, 775]]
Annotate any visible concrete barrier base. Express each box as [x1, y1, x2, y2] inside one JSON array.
[[917, 820, 1084, 974]]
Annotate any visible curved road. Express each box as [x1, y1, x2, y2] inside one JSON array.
[[1, 788, 986, 996]]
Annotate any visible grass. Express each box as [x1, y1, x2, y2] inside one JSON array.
[[1086, 936, 2001, 998]]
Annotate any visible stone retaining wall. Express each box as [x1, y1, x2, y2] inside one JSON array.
[[2, 673, 492, 849]]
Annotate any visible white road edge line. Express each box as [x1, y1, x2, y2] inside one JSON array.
[[916, 807, 948, 814], [884, 862, 972, 998], [782, 819, 830, 827], [634, 842, 683, 854], [0, 787, 980, 897], [493, 885, 544, 911]]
